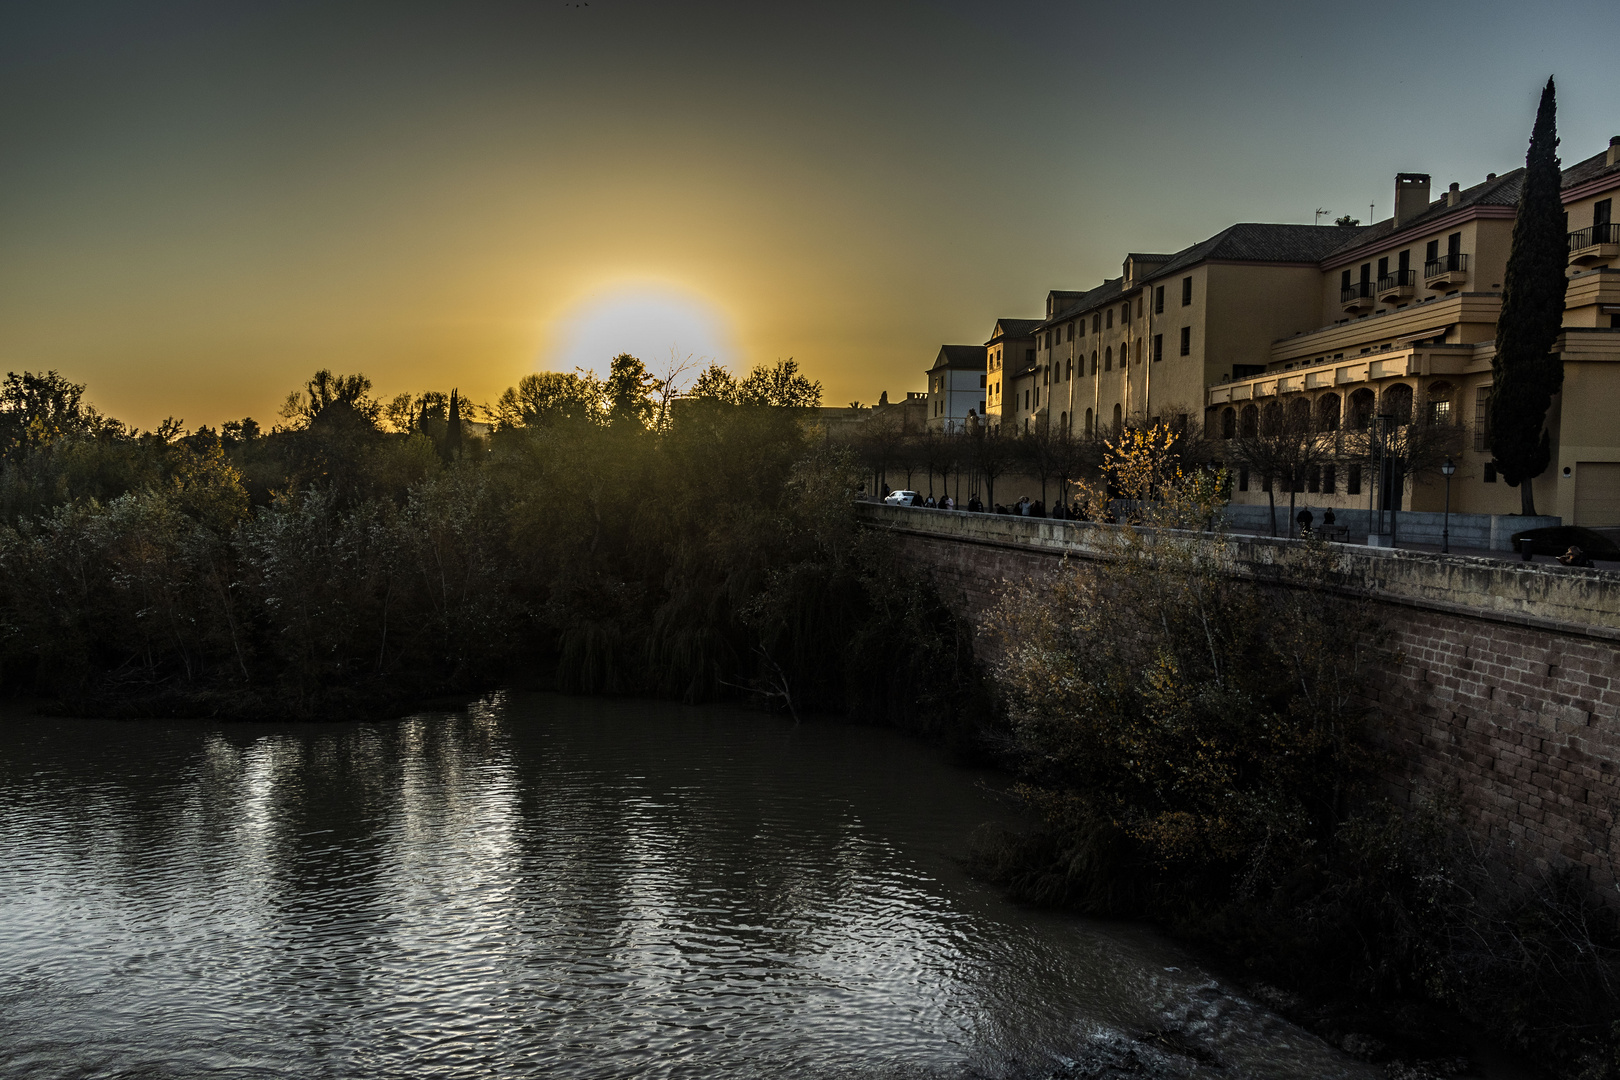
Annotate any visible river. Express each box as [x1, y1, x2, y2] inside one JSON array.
[[0, 693, 1378, 1079]]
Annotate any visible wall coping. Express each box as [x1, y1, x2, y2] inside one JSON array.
[[855, 502, 1620, 642]]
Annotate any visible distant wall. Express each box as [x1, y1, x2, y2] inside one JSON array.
[[859, 501, 1620, 894]]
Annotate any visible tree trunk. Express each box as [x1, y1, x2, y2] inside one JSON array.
[[1520, 477, 1537, 516], [1267, 486, 1277, 536]]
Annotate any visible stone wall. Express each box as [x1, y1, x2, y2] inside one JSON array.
[[858, 501, 1620, 893]]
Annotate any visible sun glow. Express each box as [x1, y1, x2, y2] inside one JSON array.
[[543, 284, 741, 381]]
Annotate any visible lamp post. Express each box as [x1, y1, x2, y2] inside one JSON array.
[[1440, 457, 1456, 554]]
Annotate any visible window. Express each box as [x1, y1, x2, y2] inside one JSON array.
[[1429, 399, 1452, 425], [1307, 465, 1320, 493], [1152, 334, 1163, 362], [1360, 262, 1371, 285], [1035, 387, 1040, 406], [1340, 268, 1351, 291], [1179, 326, 1191, 356], [1448, 231, 1461, 257], [1090, 351, 1097, 374], [1120, 342, 1129, 365], [1377, 256, 1388, 279], [1043, 332, 1051, 349], [1067, 322, 1075, 341], [1474, 385, 1490, 452], [1425, 238, 1439, 263], [1122, 303, 1131, 324], [979, 373, 986, 387], [1065, 359, 1072, 380], [1323, 464, 1336, 495], [1398, 249, 1410, 273], [1024, 390, 1029, 410], [1106, 309, 1113, 329], [1597, 199, 1612, 226], [1262, 471, 1273, 493], [1154, 286, 1165, 314], [1085, 408, 1093, 434], [1347, 464, 1362, 495], [1092, 313, 1101, 334], [1105, 346, 1112, 371], [1221, 408, 1235, 439], [1134, 298, 1142, 319], [1181, 276, 1192, 306]]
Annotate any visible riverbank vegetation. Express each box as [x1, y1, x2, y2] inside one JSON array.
[[0, 363, 980, 737], [974, 426, 1620, 1079]]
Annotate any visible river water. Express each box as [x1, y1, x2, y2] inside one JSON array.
[[0, 694, 1376, 1079]]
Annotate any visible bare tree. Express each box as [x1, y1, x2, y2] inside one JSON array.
[[1228, 396, 1335, 536]]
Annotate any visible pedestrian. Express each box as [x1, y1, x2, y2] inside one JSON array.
[[941, 495, 954, 510], [1031, 499, 1046, 518], [1559, 545, 1594, 568], [1018, 496, 1031, 516], [1296, 507, 1314, 538], [1322, 508, 1336, 539], [925, 494, 936, 508]]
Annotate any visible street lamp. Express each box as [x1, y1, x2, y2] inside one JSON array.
[[1440, 457, 1456, 554]]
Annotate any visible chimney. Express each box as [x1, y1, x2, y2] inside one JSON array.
[[1486, 172, 1497, 183], [1608, 136, 1620, 167], [1447, 181, 1461, 207], [1394, 173, 1430, 226]]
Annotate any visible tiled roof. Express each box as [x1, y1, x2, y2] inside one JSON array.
[[1148, 223, 1369, 282], [1325, 172, 1522, 259], [930, 345, 987, 371], [1043, 277, 1125, 327], [988, 318, 1041, 342], [1561, 144, 1620, 191]]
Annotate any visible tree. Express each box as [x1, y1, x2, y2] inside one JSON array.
[[737, 359, 822, 408], [605, 354, 661, 430], [495, 372, 605, 429], [688, 364, 740, 404], [1229, 397, 1333, 536], [1490, 77, 1568, 517], [281, 370, 382, 431]]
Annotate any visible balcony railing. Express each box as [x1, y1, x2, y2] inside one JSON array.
[[1569, 222, 1619, 249], [1568, 222, 1620, 264], [1340, 280, 1375, 305], [1423, 252, 1469, 279], [1376, 269, 1416, 291]]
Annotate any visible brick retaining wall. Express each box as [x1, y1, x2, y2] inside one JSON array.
[[859, 502, 1620, 892]]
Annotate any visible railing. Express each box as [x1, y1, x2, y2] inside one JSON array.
[[1423, 252, 1468, 278], [1568, 222, 1620, 249], [1340, 280, 1375, 304], [1376, 269, 1416, 291]]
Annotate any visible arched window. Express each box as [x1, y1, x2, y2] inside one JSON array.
[[1349, 388, 1375, 430], [1085, 407, 1093, 434], [1317, 393, 1341, 432], [1066, 359, 1072, 380], [1120, 342, 1129, 366], [1240, 404, 1258, 438], [1260, 400, 1282, 436], [1060, 411, 1067, 432], [1105, 346, 1112, 371], [1120, 303, 1130, 324], [1286, 396, 1311, 431], [1425, 380, 1454, 425], [1090, 351, 1097, 375], [1221, 407, 1236, 439], [1383, 383, 1413, 426], [1112, 403, 1123, 431]]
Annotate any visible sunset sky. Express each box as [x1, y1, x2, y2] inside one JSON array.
[[2, 0, 1617, 430]]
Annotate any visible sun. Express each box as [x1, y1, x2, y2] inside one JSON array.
[[543, 283, 740, 382]]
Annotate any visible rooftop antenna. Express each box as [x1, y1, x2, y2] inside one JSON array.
[[1369, 202, 1375, 223], [1314, 207, 1329, 224]]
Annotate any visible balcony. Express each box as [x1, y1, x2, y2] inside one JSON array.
[[1568, 222, 1620, 266], [1340, 280, 1376, 312], [1423, 252, 1469, 289], [1376, 269, 1416, 303]]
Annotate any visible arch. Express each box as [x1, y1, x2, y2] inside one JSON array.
[[1090, 351, 1097, 375], [1221, 407, 1236, 439], [1112, 403, 1122, 432], [1120, 341, 1129, 366], [1285, 396, 1311, 430], [1085, 407, 1093, 435], [1239, 403, 1258, 438], [1383, 382, 1413, 425], [1260, 400, 1282, 436], [1065, 359, 1072, 380], [1348, 388, 1375, 430], [1120, 303, 1130, 324], [1316, 393, 1341, 432], [1060, 411, 1067, 433], [1105, 346, 1113, 371], [1425, 380, 1454, 425]]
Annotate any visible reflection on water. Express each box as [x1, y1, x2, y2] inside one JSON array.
[[0, 695, 1372, 1079]]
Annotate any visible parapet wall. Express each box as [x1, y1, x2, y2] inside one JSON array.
[[858, 501, 1620, 893]]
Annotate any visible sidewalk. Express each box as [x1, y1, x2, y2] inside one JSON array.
[[1224, 525, 1620, 568]]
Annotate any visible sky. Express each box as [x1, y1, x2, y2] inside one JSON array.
[[1, 0, 1617, 429]]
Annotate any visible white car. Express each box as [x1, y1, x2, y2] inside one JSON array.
[[883, 490, 919, 506]]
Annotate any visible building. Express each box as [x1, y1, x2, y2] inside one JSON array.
[[924, 345, 988, 432], [983, 318, 1039, 432], [964, 130, 1620, 526]]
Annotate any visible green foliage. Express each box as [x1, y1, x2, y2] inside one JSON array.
[[0, 365, 976, 729], [1491, 77, 1569, 514]]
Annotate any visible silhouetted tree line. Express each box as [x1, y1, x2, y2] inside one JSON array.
[[0, 359, 980, 730]]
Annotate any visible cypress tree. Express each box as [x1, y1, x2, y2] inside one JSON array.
[[1490, 77, 1568, 516], [445, 389, 463, 462]]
